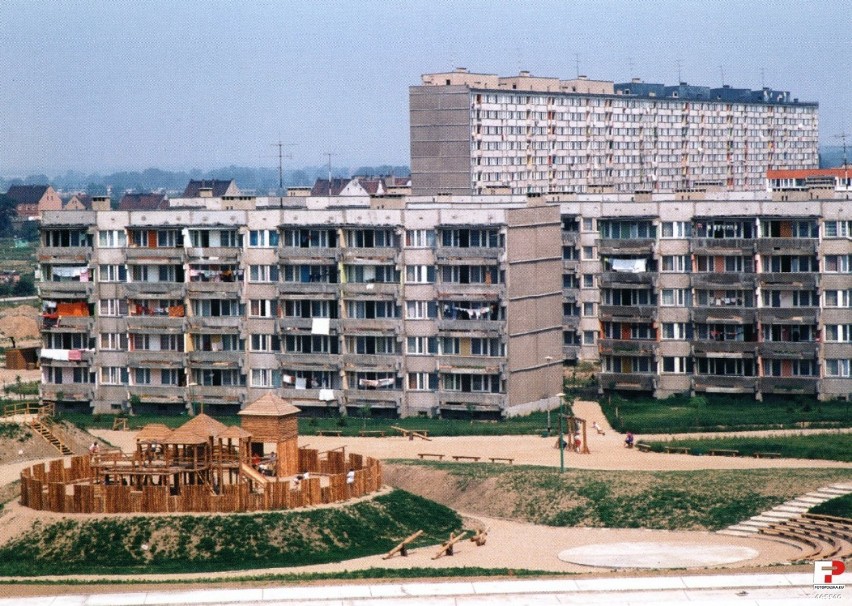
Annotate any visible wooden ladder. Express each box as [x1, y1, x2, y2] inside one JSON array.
[[29, 417, 73, 456]]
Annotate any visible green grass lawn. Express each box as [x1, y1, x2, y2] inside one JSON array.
[[601, 393, 852, 434], [810, 493, 852, 519], [644, 433, 852, 462], [0, 489, 462, 577], [391, 461, 852, 532]]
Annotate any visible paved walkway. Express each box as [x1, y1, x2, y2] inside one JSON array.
[[2, 572, 848, 605]]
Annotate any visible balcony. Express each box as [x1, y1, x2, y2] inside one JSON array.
[[127, 385, 186, 403], [599, 272, 655, 288], [278, 282, 340, 296], [691, 273, 757, 289], [692, 375, 757, 393], [191, 386, 244, 404], [341, 282, 400, 297], [758, 273, 818, 289], [437, 392, 505, 409], [41, 383, 94, 402], [125, 247, 186, 262], [435, 247, 502, 262], [39, 349, 94, 366], [562, 259, 579, 273], [757, 308, 819, 324], [435, 283, 505, 300], [599, 339, 658, 356], [341, 248, 398, 262], [758, 342, 820, 358], [692, 341, 758, 356], [187, 246, 241, 263], [562, 288, 578, 303], [690, 308, 757, 324], [562, 231, 580, 246], [340, 318, 403, 334], [436, 356, 504, 374], [689, 238, 755, 255], [39, 315, 93, 332], [343, 389, 402, 405], [756, 239, 817, 255], [759, 377, 819, 395], [562, 315, 580, 330], [277, 352, 341, 369], [599, 305, 657, 321], [279, 246, 339, 263], [39, 281, 94, 298], [124, 282, 186, 298], [598, 372, 657, 391], [437, 319, 504, 337], [597, 238, 655, 255], [127, 350, 186, 367], [187, 316, 243, 331], [187, 281, 242, 296], [278, 318, 341, 334], [126, 316, 186, 332], [342, 354, 401, 370], [279, 387, 343, 403], [37, 246, 92, 263], [563, 344, 580, 360], [187, 350, 244, 367]]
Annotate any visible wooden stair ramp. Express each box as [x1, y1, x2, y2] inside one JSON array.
[[29, 415, 72, 456]]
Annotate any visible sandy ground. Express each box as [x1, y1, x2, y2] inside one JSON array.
[[1, 399, 849, 587]]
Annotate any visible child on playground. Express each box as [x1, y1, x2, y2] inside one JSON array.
[[625, 432, 635, 448]]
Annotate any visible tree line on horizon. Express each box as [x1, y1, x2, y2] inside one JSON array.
[[0, 164, 411, 196]]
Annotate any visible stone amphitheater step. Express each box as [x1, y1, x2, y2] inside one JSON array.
[[717, 529, 755, 537], [774, 505, 811, 513]]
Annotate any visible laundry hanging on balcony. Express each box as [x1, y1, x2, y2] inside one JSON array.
[[311, 318, 330, 335]]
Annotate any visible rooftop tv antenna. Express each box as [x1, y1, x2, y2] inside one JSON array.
[[676, 59, 682, 83], [575, 53, 580, 78], [834, 132, 849, 168], [324, 152, 337, 191], [719, 65, 725, 86], [271, 140, 296, 192]]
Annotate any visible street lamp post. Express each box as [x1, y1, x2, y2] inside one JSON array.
[[558, 393, 565, 473]]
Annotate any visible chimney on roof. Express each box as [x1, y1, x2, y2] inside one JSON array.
[[199, 187, 213, 198], [578, 75, 588, 80], [455, 67, 468, 73], [631, 77, 641, 83], [91, 196, 110, 211], [519, 70, 530, 77]]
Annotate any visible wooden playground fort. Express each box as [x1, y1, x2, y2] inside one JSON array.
[[19, 394, 382, 514]]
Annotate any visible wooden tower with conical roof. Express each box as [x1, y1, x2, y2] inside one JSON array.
[[238, 393, 301, 476]]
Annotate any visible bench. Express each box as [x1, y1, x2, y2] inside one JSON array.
[[418, 453, 444, 460], [635, 443, 652, 452], [316, 430, 343, 437], [488, 457, 514, 464], [664, 446, 691, 454], [708, 449, 740, 457], [358, 430, 386, 437], [753, 452, 781, 459], [451, 455, 481, 462]]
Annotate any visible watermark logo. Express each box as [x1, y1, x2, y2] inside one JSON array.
[[813, 560, 846, 589]]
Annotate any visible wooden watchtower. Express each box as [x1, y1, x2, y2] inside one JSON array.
[[238, 393, 301, 477]]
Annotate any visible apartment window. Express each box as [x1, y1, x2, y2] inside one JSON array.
[[72, 368, 94, 384], [662, 323, 691, 340], [441, 229, 500, 248], [192, 299, 242, 317], [192, 334, 244, 352], [161, 369, 182, 385], [100, 367, 128, 385], [346, 265, 398, 283], [765, 255, 818, 272], [99, 299, 128, 317], [824, 290, 852, 308], [471, 338, 503, 356], [662, 357, 693, 373], [582, 302, 596, 317], [824, 255, 852, 273], [582, 246, 596, 260], [765, 360, 818, 377], [662, 255, 690, 272], [405, 300, 438, 319], [825, 359, 852, 377], [249, 299, 279, 317], [661, 221, 692, 238], [406, 336, 438, 355], [160, 335, 183, 351], [346, 300, 399, 319], [405, 229, 436, 248], [284, 300, 335, 318], [825, 325, 852, 343], [582, 218, 594, 231], [583, 274, 595, 288], [440, 265, 499, 284], [583, 330, 597, 345], [157, 230, 183, 247], [405, 265, 436, 283], [283, 335, 337, 354], [131, 334, 150, 350], [249, 265, 279, 282], [347, 336, 397, 355], [134, 368, 151, 385], [251, 368, 283, 387], [98, 265, 127, 282], [792, 291, 820, 307], [407, 372, 438, 391], [348, 229, 395, 248], [250, 334, 281, 352], [282, 229, 335, 248], [98, 230, 126, 248], [824, 221, 852, 238], [599, 221, 656, 239], [248, 230, 280, 247], [661, 289, 689, 306], [100, 333, 127, 350], [193, 369, 245, 387]]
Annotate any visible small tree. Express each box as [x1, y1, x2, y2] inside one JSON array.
[[360, 403, 372, 429]]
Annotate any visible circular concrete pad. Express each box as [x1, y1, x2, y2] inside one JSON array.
[[558, 541, 759, 569]]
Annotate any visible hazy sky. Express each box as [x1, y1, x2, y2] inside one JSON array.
[[1, 1, 849, 176]]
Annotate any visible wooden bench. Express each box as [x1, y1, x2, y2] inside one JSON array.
[[753, 452, 781, 459], [635, 443, 652, 452], [708, 449, 740, 457], [488, 457, 513, 464], [358, 430, 386, 437], [418, 453, 444, 460], [316, 430, 343, 437], [664, 446, 691, 454], [451, 455, 481, 462]]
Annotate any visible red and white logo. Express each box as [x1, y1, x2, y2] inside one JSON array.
[[813, 560, 846, 588]]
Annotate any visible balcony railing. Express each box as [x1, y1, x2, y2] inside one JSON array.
[[37, 246, 92, 263], [127, 350, 186, 367], [277, 352, 341, 368], [437, 392, 505, 409], [599, 339, 658, 356], [39, 282, 95, 298], [692, 375, 757, 392], [124, 282, 186, 297], [758, 273, 819, 289], [187, 350, 244, 367], [562, 315, 580, 329], [756, 239, 818, 255], [435, 283, 505, 299], [126, 316, 186, 332], [689, 238, 756, 254], [435, 247, 501, 262], [278, 246, 339, 262], [127, 385, 186, 402], [436, 356, 504, 374], [691, 273, 757, 289], [690, 308, 757, 324], [342, 353, 401, 370], [187, 316, 243, 331], [125, 247, 186, 261], [561, 231, 580, 246], [341, 247, 398, 262], [187, 281, 242, 295], [562, 344, 580, 360], [279, 387, 342, 402], [278, 317, 341, 333], [758, 342, 820, 358], [562, 259, 579, 273], [757, 308, 819, 324], [187, 247, 241, 263], [340, 318, 403, 333], [597, 238, 655, 255], [39, 315, 93, 332], [598, 372, 657, 391], [437, 319, 504, 336], [692, 341, 758, 356], [599, 272, 656, 287], [599, 305, 657, 321], [278, 282, 340, 296], [340, 282, 400, 297], [41, 383, 94, 401], [759, 377, 819, 394]]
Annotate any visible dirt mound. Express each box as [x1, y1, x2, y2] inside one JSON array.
[[0, 315, 38, 341], [0, 306, 39, 320]]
